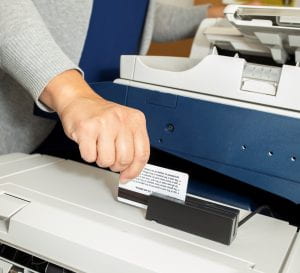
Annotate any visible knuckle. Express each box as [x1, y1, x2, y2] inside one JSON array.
[[81, 151, 96, 163], [110, 106, 146, 126], [131, 110, 146, 123], [77, 120, 88, 130], [109, 165, 118, 172], [118, 157, 132, 166], [99, 110, 121, 126], [136, 150, 150, 163], [109, 104, 123, 116], [76, 120, 94, 134], [97, 157, 114, 168], [83, 155, 95, 163], [110, 164, 127, 173]]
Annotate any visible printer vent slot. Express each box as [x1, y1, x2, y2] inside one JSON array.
[[0, 243, 74, 273]]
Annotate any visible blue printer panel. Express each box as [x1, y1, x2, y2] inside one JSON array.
[[91, 82, 300, 204]]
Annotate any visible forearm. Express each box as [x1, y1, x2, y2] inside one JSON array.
[[0, 0, 80, 111], [153, 3, 209, 42]]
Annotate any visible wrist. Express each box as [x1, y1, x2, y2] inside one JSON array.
[[40, 69, 104, 115]]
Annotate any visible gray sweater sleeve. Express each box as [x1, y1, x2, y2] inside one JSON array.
[[153, 3, 209, 43], [0, 0, 82, 111]]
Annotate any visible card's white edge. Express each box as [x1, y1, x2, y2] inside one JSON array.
[[117, 197, 147, 209]]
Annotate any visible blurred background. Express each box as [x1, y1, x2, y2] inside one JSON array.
[[148, 0, 300, 56]]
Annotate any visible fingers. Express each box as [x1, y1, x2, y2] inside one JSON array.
[[78, 137, 97, 163], [63, 99, 150, 180], [207, 5, 225, 18], [96, 131, 116, 168], [119, 125, 150, 183], [109, 128, 134, 173], [74, 123, 98, 163], [75, 120, 140, 173]]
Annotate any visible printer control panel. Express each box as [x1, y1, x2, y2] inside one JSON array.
[[241, 63, 282, 96]]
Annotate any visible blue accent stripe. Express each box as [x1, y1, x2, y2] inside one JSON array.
[[79, 0, 149, 82]]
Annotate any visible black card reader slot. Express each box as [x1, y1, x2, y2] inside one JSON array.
[[146, 193, 240, 245]]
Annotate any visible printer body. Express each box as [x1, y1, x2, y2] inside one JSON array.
[[91, 5, 300, 214], [0, 153, 299, 273]]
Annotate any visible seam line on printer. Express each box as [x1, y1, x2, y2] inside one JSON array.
[[0, 160, 64, 180], [130, 80, 300, 115], [278, 230, 299, 273], [0, 154, 41, 166]]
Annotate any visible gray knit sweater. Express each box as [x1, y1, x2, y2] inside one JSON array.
[[0, 0, 208, 154]]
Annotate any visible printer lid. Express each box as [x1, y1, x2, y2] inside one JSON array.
[[205, 5, 300, 64]]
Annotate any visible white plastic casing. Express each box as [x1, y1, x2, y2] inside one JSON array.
[[0, 153, 298, 273]]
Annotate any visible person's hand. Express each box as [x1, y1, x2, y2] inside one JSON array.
[[207, 4, 226, 18], [207, 1, 262, 18], [40, 70, 150, 182]]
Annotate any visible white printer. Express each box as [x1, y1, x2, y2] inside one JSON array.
[[2, 4, 300, 273], [106, 5, 300, 207], [0, 153, 299, 273]]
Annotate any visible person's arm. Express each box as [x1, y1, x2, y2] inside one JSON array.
[[153, 3, 211, 43], [41, 70, 150, 183], [0, 0, 80, 110], [0, 1, 150, 182]]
